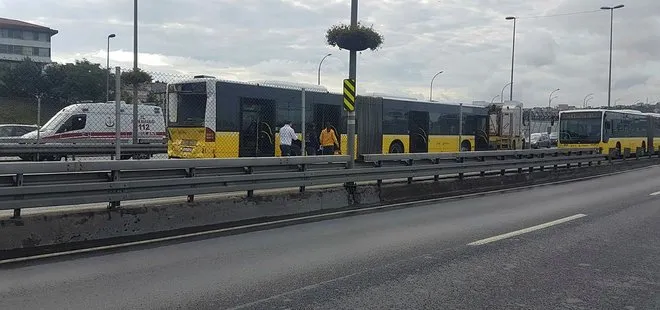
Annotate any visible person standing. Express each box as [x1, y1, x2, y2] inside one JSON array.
[[279, 120, 298, 156], [319, 122, 339, 155]]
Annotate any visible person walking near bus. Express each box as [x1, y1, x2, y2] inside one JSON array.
[[279, 120, 298, 156], [319, 122, 339, 155]]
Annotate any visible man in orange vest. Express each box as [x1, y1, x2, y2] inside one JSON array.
[[319, 122, 339, 155]]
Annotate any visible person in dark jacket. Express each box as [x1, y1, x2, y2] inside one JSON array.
[[305, 124, 320, 155]]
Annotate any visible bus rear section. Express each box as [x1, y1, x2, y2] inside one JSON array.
[[167, 80, 217, 158]]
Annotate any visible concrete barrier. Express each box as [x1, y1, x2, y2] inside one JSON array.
[[1, 157, 658, 259]]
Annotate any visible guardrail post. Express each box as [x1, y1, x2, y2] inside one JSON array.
[[108, 169, 121, 209], [245, 166, 254, 198], [407, 159, 413, 184], [12, 173, 23, 219], [433, 159, 440, 182], [375, 160, 383, 187], [299, 163, 306, 193], [187, 168, 196, 202]]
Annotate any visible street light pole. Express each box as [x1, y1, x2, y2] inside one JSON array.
[[132, 0, 139, 144], [549, 88, 560, 108], [317, 53, 332, 85], [429, 70, 443, 101], [583, 93, 594, 108], [601, 4, 624, 108], [106, 33, 116, 103], [506, 16, 517, 102], [500, 82, 511, 103]]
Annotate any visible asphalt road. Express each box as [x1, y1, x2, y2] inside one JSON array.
[[1, 166, 659, 309]]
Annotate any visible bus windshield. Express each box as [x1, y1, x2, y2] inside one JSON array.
[[559, 112, 602, 144], [168, 82, 207, 127]]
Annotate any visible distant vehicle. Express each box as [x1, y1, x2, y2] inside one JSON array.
[[530, 132, 551, 148], [22, 102, 166, 144], [20, 102, 166, 160], [558, 109, 660, 155], [549, 132, 558, 146], [0, 124, 38, 142]]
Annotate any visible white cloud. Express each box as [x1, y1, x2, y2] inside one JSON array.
[[5, 0, 660, 106]]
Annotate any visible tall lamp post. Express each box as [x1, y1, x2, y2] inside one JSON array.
[[505, 16, 517, 102], [429, 70, 443, 101], [500, 82, 511, 103], [317, 53, 332, 85], [601, 4, 624, 108], [549, 88, 560, 108], [106, 33, 116, 103], [132, 0, 139, 144], [583, 93, 594, 108]]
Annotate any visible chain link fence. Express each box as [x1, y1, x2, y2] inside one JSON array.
[[0, 59, 342, 161]]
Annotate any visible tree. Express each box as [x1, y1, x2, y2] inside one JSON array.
[[2, 58, 49, 97], [121, 68, 152, 85], [44, 59, 107, 104]]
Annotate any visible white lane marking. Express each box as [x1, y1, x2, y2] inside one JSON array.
[[1, 164, 650, 265], [650, 191, 660, 196], [467, 213, 587, 246]]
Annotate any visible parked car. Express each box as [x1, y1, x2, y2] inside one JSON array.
[[0, 124, 38, 142], [530, 132, 551, 148]]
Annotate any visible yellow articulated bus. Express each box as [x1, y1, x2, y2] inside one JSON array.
[[166, 76, 524, 158], [558, 109, 660, 154]]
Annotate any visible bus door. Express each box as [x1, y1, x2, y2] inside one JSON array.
[[239, 98, 276, 157], [314, 104, 341, 148], [408, 110, 429, 153], [357, 96, 383, 155], [647, 115, 654, 153], [474, 115, 490, 151]]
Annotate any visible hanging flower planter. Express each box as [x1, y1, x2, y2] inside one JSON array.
[[326, 22, 384, 52]]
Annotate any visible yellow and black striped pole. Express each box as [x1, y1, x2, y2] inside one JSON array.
[[343, 79, 356, 112]]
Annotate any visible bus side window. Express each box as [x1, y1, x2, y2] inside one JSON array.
[[56, 114, 87, 133]]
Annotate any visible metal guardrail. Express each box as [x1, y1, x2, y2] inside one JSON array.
[[0, 140, 167, 160], [0, 148, 609, 216]]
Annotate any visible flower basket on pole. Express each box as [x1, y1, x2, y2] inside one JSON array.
[[326, 22, 384, 51]]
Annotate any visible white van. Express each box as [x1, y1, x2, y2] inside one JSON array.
[[22, 102, 166, 144]]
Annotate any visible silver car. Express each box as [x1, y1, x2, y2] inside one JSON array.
[[0, 124, 39, 142]]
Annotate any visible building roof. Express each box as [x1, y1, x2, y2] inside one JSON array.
[[0, 17, 58, 35]]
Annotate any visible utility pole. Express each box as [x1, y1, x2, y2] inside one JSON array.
[[346, 0, 358, 169]]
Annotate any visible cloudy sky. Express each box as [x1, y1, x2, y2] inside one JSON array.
[[3, 0, 659, 107]]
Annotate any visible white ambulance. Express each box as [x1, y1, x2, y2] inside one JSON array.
[[22, 101, 166, 144]]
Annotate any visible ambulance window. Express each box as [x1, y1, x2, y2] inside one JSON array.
[[57, 114, 87, 133]]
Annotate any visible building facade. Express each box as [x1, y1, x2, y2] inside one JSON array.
[[0, 17, 58, 64]]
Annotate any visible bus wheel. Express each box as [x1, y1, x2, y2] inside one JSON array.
[[460, 140, 471, 152], [389, 141, 404, 154]]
